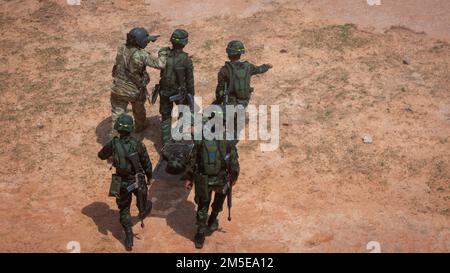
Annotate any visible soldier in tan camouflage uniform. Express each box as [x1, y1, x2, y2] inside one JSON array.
[[111, 27, 169, 133]]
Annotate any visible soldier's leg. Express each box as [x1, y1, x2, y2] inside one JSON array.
[[116, 185, 134, 248], [196, 192, 212, 234], [111, 93, 129, 132], [211, 190, 227, 216], [159, 94, 174, 145], [116, 187, 133, 228], [234, 104, 247, 143], [193, 174, 212, 248], [194, 190, 211, 249], [131, 99, 147, 133], [208, 190, 227, 231]]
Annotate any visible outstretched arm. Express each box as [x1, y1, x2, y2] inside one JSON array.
[[141, 47, 169, 70], [250, 63, 273, 75]]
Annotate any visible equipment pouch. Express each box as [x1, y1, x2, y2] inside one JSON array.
[[109, 174, 122, 198]]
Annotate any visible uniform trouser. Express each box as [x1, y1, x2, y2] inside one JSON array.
[[226, 98, 249, 143], [116, 179, 149, 228], [159, 92, 188, 145], [194, 178, 227, 233], [111, 92, 147, 132]]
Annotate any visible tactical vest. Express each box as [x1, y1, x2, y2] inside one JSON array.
[[112, 45, 149, 89], [225, 61, 252, 101], [198, 139, 230, 176], [112, 136, 139, 175], [159, 50, 188, 94]]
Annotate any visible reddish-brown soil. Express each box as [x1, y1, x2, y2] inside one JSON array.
[[0, 0, 449, 252]]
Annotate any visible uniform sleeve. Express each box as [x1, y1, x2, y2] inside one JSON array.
[[184, 57, 195, 95], [229, 144, 240, 182], [138, 141, 153, 175], [249, 62, 270, 75], [215, 66, 228, 103], [139, 48, 168, 70], [98, 141, 113, 160]]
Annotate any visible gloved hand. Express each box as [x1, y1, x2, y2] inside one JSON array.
[[158, 47, 170, 58], [148, 35, 160, 43]]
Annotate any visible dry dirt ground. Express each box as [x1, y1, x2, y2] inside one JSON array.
[[0, 0, 449, 252]]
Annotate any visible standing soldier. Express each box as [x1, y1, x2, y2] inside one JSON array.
[[215, 40, 273, 108], [215, 40, 272, 142], [185, 109, 240, 249], [111, 27, 168, 134], [98, 114, 153, 250], [156, 29, 195, 146]]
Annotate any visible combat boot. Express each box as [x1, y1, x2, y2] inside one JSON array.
[[207, 213, 219, 232], [194, 232, 205, 249], [124, 227, 134, 250]]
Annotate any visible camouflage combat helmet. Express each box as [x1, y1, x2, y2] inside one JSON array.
[[127, 27, 159, 49], [226, 40, 245, 56], [114, 114, 134, 132], [170, 29, 189, 46]]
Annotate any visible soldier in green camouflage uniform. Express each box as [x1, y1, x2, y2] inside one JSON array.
[[215, 40, 272, 108], [98, 114, 153, 250], [185, 109, 240, 249], [214, 40, 272, 141], [157, 29, 195, 145], [111, 27, 168, 133]]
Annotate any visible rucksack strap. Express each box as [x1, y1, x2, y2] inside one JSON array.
[[112, 137, 129, 169]]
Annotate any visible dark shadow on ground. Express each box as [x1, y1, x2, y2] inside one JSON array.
[[149, 160, 197, 242], [134, 115, 163, 156], [95, 117, 112, 146], [81, 202, 144, 249], [95, 114, 162, 153]]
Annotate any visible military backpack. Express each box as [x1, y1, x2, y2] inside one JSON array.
[[199, 139, 230, 176], [225, 61, 253, 101], [160, 50, 188, 94]]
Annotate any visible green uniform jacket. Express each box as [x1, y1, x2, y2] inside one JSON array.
[[158, 48, 195, 96], [215, 61, 269, 105], [98, 135, 153, 177]]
